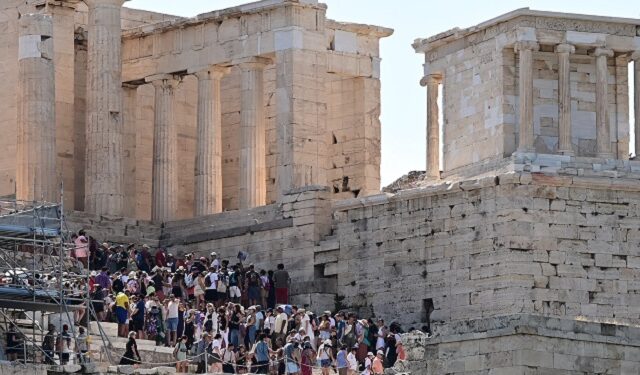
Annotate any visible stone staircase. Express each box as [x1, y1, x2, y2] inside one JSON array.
[[89, 322, 174, 367]]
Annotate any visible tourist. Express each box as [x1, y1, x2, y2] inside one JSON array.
[[246, 264, 261, 306], [164, 294, 180, 347], [42, 324, 56, 365], [300, 341, 316, 375], [194, 332, 211, 374], [336, 345, 349, 375], [220, 342, 236, 373], [115, 290, 130, 337], [371, 351, 384, 375], [236, 345, 249, 374], [209, 333, 224, 373], [173, 335, 189, 373], [273, 306, 288, 346], [362, 352, 374, 375], [73, 230, 89, 268], [6, 325, 21, 362], [347, 346, 358, 375], [76, 327, 90, 364], [272, 264, 290, 304], [228, 265, 242, 303], [56, 324, 72, 365], [252, 333, 271, 374], [130, 295, 146, 339], [283, 338, 301, 375], [317, 339, 335, 375], [120, 331, 141, 365]]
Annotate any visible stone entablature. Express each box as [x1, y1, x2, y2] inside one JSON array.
[[0, 0, 392, 221], [413, 8, 640, 181]]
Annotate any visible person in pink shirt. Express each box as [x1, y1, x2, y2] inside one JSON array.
[[73, 230, 89, 268]]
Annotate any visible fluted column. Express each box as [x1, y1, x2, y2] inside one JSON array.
[[84, 0, 126, 216], [556, 44, 575, 155], [17, 14, 57, 202], [238, 57, 270, 209], [149, 76, 180, 222], [425, 74, 441, 179], [593, 48, 614, 158], [515, 41, 539, 153], [193, 66, 229, 216], [632, 51, 640, 157]]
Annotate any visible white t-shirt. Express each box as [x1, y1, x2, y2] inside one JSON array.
[[264, 315, 275, 332], [376, 328, 386, 350], [167, 301, 179, 319], [362, 357, 372, 375], [211, 339, 222, 355], [210, 259, 220, 269], [207, 272, 218, 290], [318, 345, 330, 360], [347, 352, 358, 371]]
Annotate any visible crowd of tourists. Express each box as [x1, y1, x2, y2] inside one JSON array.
[[15, 231, 410, 374]]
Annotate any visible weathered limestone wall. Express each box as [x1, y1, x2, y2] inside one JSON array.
[[397, 314, 640, 374], [328, 167, 640, 327], [67, 186, 335, 310]]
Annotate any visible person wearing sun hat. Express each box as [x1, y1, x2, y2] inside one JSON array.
[[372, 350, 384, 375]]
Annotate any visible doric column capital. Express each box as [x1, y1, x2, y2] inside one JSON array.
[[631, 50, 640, 62], [592, 47, 614, 58], [83, 0, 128, 8], [234, 56, 272, 70], [514, 41, 539, 53], [190, 65, 231, 81], [146, 74, 181, 89], [420, 74, 442, 87], [555, 43, 575, 54]]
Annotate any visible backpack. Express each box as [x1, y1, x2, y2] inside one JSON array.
[[229, 272, 238, 286], [205, 273, 212, 288]]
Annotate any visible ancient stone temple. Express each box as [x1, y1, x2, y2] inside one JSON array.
[[4, 1, 640, 373], [1, 0, 391, 220]]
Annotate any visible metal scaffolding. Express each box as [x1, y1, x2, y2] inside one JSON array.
[[0, 198, 111, 365]]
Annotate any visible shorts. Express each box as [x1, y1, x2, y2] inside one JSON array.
[[286, 362, 299, 374], [229, 286, 241, 298], [116, 306, 127, 324], [248, 286, 260, 300], [166, 317, 179, 331], [132, 319, 144, 332], [321, 359, 332, 368], [205, 289, 218, 302]]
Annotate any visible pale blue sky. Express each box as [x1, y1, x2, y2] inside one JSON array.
[[126, 0, 640, 186]]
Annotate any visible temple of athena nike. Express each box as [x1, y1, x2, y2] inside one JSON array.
[[3, 0, 640, 373]]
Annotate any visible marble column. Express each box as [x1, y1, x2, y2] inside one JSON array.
[[17, 14, 57, 203], [515, 41, 539, 153], [425, 74, 441, 179], [193, 66, 229, 216], [238, 57, 270, 210], [149, 76, 180, 222], [556, 44, 575, 155], [593, 48, 614, 158], [84, 0, 126, 216], [632, 51, 640, 157]]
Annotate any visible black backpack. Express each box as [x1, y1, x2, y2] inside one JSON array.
[[205, 273, 212, 287]]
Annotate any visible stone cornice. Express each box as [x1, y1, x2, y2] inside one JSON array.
[[413, 7, 640, 53]]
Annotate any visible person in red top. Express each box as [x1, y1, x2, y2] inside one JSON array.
[[155, 248, 167, 268]]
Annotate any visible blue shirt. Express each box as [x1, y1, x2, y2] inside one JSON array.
[[255, 341, 270, 362], [336, 350, 348, 368]]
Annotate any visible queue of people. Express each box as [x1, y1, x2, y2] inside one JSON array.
[[57, 232, 408, 373]]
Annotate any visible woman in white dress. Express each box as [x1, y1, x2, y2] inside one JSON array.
[[300, 311, 316, 350]]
